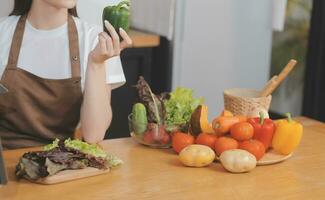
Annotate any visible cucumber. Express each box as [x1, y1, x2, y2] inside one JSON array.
[[132, 103, 148, 135]]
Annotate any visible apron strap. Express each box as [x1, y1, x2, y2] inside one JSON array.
[[7, 15, 27, 67], [67, 15, 81, 78], [7, 14, 81, 78]]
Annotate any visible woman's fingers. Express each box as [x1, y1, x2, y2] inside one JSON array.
[[106, 36, 114, 57], [119, 28, 133, 50], [91, 22, 132, 64], [100, 32, 114, 57], [98, 33, 109, 56], [89, 33, 108, 63], [104, 20, 120, 54]]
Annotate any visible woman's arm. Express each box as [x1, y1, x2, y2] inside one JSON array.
[[81, 21, 132, 143]]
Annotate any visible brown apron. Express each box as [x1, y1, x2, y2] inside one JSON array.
[[0, 15, 83, 149]]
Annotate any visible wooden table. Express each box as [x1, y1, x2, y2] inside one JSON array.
[[1, 117, 325, 200], [129, 29, 160, 48]]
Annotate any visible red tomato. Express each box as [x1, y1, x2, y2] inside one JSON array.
[[143, 131, 155, 144], [214, 137, 238, 156], [195, 133, 218, 149], [172, 132, 195, 153], [160, 132, 170, 144], [230, 122, 254, 141], [239, 140, 266, 160]]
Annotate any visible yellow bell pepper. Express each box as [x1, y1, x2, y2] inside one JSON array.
[[272, 113, 303, 155]]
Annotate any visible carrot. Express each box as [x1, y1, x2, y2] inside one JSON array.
[[212, 115, 247, 136]]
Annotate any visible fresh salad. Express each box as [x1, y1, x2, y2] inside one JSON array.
[[164, 87, 203, 131], [16, 139, 122, 181]]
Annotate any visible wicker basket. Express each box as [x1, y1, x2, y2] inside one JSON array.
[[223, 88, 272, 116]]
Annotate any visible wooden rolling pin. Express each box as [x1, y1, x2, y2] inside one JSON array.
[[260, 59, 297, 97]]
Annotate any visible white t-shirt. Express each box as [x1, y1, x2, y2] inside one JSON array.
[[0, 16, 126, 90]]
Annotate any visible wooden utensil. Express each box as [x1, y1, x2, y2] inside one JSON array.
[[260, 59, 297, 97]]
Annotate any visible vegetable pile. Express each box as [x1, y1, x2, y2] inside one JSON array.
[[130, 76, 303, 174], [131, 77, 203, 147], [15, 139, 122, 181], [172, 109, 303, 173]]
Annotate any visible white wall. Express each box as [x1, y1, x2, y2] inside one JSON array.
[[173, 0, 273, 119], [0, 0, 13, 17], [78, 0, 121, 26]]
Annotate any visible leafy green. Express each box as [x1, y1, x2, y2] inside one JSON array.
[[164, 87, 203, 128], [17, 139, 124, 180], [43, 138, 59, 151], [64, 138, 107, 158], [43, 139, 123, 168], [106, 155, 123, 168], [63, 139, 123, 168], [135, 76, 167, 124], [44, 138, 107, 158]]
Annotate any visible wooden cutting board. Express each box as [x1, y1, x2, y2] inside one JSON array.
[[215, 149, 292, 166], [34, 167, 110, 185]]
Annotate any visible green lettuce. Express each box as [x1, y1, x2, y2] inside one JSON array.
[[63, 138, 107, 158], [164, 87, 203, 128], [43, 139, 123, 167], [43, 138, 59, 151], [44, 138, 106, 158]]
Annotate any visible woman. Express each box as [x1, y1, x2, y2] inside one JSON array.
[[0, 0, 132, 149]]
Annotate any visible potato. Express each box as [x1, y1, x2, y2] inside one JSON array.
[[179, 144, 215, 167], [219, 149, 256, 173]]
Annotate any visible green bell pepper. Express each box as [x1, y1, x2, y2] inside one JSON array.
[[102, 0, 130, 39]]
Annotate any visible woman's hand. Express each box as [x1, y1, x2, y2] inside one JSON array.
[[89, 20, 132, 64]]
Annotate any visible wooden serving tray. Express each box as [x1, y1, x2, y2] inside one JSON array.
[[34, 167, 110, 185], [215, 149, 292, 166], [257, 149, 292, 166]]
